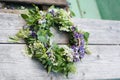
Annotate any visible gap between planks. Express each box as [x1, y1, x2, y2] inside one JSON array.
[[1, 43, 120, 46]]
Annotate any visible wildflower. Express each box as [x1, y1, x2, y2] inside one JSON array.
[[79, 34, 84, 39], [78, 46, 85, 58], [30, 31, 37, 38], [49, 9, 55, 16], [71, 26, 76, 31], [38, 19, 46, 24], [73, 58, 79, 62], [71, 45, 77, 52], [74, 32, 79, 39], [81, 39, 84, 46]]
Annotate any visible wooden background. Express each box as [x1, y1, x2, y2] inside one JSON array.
[[0, 12, 120, 80], [0, 0, 67, 6]]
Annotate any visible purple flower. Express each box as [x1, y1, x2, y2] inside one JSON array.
[[81, 39, 84, 47], [74, 32, 84, 39], [73, 51, 80, 62], [71, 26, 76, 31], [74, 52, 79, 56], [71, 45, 78, 52], [79, 34, 84, 39], [71, 45, 75, 49], [71, 45, 76, 51], [49, 9, 55, 16], [73, 56, 80, 62], [74, 32, 79, 39], [78, 46, 85, 58], [30, 31, 37, 38], [80, 53, 85, 58], [79, 46, 85, 53]]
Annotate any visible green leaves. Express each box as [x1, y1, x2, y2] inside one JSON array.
[[38, 36, 47, 43], [70, 10, 75, 17], [21, 14, 29, 20], [9, 36, 20, 43], [84, 32, 90, 44], [47, 65, 52, 73], [21, 5, 41, 26], [37, 29, 52, 43], [15, 28, 30, 39]]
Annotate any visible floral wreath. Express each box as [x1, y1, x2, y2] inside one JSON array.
[[10, 5, 90, 77]]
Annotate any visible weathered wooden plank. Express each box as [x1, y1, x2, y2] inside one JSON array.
[[0, 13, 25, 30], [1, 13, 120, 44], [0, 0, 67, 6], [0, 44, 51, 80], [0, 44, 120, 80], [72, 18, 120, 44], [0, 9, 27, 14]]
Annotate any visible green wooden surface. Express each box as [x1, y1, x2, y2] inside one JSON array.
[[67, 0, 101, 19], [68, 0, 120, 20], [67, 0, 81, 18], [96, 0, 120, 20], [78, 0, 101, 19]]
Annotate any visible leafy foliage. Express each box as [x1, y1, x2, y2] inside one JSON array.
[[10, 5, 90, 77]]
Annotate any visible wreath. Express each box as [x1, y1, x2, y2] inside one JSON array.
[[10, 5, 90, 77]]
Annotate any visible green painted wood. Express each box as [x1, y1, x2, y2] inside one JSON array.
[[96, 0, 120, 20], [78, 0, 101, 19], [67, 0, 81, 18], [67, 0, 101, 19]]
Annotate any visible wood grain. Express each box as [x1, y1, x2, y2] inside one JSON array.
[[0, 0, 67, 6], [72, 18, 120, 44], [0, 12, 120, 80], [0, 13, 120, 44], [0, 44, 120, 80]]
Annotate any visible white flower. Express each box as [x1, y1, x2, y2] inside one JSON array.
[[53, 62, 58, 66], [38, 19, 46, 24], [39, 11, 44, 15]]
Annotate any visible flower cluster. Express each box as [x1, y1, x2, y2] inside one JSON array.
[[10, 5, 90, 77], [71, 26, 85, 62]]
